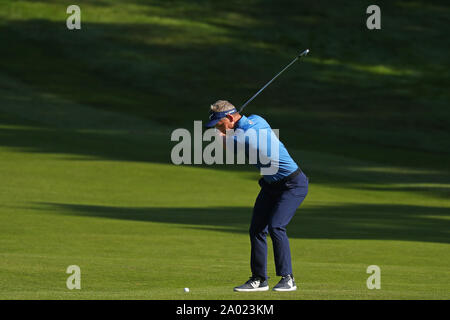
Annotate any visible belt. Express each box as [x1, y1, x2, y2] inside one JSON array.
[[268, 168, 302, 187]]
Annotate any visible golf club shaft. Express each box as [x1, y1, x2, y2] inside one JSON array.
[[239, 49, 309, 113]]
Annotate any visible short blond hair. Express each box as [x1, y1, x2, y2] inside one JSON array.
[[210, 100, 236, 112]]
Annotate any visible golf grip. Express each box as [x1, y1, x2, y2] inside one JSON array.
[[239, 49, 309, 113]]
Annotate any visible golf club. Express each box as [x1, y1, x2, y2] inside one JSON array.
[[239, 49, 310, 113]]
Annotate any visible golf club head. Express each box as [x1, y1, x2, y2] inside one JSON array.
[[298, 49, 309, 57]]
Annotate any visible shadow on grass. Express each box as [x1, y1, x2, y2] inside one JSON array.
[[1, 122, 449, 201], [1, 15, 449, 146], [0, 124, 171, 163], [36, 202, 450, 244], [0, 9, 449, 201]]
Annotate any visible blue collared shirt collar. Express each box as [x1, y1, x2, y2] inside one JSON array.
[[235, 115, 250, 130]]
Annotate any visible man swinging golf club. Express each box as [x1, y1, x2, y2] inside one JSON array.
[[205, 99, 309, 292], [205, 50, 310, 291]]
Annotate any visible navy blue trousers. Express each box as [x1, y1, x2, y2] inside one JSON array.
[[249, 171, 308, 279]]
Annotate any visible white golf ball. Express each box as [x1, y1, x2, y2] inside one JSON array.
[[184, 287, 190, 293]]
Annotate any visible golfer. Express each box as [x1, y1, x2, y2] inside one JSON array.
[[205, 100, 308, 292]]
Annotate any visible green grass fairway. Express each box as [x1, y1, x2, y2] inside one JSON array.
[[0, 0, 449, 299]]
